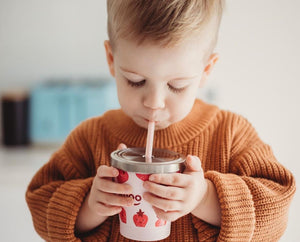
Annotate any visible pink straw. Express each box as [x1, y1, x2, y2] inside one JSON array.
[[145, 121, 155, 163]]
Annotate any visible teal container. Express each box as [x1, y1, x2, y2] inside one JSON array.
[[30, 80, 119, 144]]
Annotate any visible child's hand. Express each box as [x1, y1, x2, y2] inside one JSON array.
[[76, 143, 133, 233], [143, 155, 208, 222], [88, 143, 134, 217]]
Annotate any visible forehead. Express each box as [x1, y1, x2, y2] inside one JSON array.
[[114, 37, 209, 77]]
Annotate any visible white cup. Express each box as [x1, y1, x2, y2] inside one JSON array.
[[111, 148, 185, 241]]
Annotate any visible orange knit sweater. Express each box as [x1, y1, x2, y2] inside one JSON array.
[[26, 99, 295, 242]]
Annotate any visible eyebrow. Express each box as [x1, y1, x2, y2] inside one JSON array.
[[120, 67, 198, 81]]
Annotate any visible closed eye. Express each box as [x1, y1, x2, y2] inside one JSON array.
[[167, 84, 186, 93], [127, 79, 186, 93], [127, 79, 146, 87]]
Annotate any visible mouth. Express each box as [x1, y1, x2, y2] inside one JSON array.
[[144, 119, 159, 124], [134, 202, 141, 206]]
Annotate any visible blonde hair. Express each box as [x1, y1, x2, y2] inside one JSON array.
[[107, 0, 224, 51]]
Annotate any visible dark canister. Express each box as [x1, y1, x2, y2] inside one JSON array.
[[1, 90, 30, 146]]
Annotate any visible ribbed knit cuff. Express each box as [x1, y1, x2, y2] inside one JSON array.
[[191, 215, 219, 241], [205, 171, 256, 242], [47, 177, 93, 241]]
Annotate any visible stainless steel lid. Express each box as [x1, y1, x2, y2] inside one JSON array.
[[111, 147, 186, 174]]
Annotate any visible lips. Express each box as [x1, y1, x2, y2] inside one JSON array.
[[144, 118, 159, 124]]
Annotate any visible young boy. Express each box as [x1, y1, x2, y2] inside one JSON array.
[[26, 1, 295, 241]]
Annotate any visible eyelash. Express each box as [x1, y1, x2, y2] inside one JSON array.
[[126, 79, 185, 93], [127, 79, 145, 88]]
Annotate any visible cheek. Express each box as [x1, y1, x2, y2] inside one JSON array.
[[168, 95, 196, 121], [118, 91, 134, 109], [116, 83, 129, 108], [116, 83, 140, 114], [168, 86, 198, 119]]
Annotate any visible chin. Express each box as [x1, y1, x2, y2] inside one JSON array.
[[155, 123, 170, 130], [132, 118, 148, 129]]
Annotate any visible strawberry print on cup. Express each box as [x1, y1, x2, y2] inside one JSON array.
[[136, 173, 150, 181], [155, 218, 167, 227], [120, 207, 127, 224], [117, 169, 129, 183], [133, 209, 148, 227]]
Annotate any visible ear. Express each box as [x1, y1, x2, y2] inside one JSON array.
[[199, 53, 219, 88], [104, 40, 115, 77]]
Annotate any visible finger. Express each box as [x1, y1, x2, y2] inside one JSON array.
[[143, 181, 184, 200], [97, 165, 119, 178], [95, 177, 132, 194], [117, 143, 127, 150], [149, 173, 190, 187], [152, 206, 180, 222], [97, 191, 134, 207], [143, 192, 182, 212], [94, 202, 122, 216], [184, 155, 202, 173]]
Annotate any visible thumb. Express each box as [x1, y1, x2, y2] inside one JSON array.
[[117, 143, 127, 150], [185, 155, 202, 172]]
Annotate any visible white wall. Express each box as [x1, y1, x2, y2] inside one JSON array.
[[0, 0, 299, 241], [0, 0, 109, 90]]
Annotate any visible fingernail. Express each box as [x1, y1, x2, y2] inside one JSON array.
[[143, 192, 149, 198], [127, 199, 133, 206], [149, 175, 155, 181], [112, 168, 118, 176]]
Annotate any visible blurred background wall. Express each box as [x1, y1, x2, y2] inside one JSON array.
[[0, 0, 299, 241], [0, 0, 109, 89]]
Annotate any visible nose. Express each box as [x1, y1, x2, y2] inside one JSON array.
[[143, 88, 165, 110]]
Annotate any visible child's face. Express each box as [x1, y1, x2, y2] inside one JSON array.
[[105, 37, 217, 130]]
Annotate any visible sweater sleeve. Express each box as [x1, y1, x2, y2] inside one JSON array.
[[204, 115, 295, 241], [25, 120, 111, 242]]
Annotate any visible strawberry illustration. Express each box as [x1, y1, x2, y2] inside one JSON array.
[[133, 209, 148, 227], [136, 173, 150, 181], [155, 218, 167, 227], [117, 169, 129, 183], [119, 207, 127, 223]]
